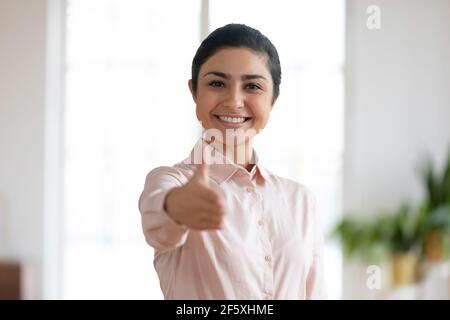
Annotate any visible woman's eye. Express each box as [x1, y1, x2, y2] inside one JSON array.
[[209, 81, 224, 88], [245, 83, 261, 90]]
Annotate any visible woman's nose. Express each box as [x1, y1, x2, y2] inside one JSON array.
[[223, 87, 244, 109]]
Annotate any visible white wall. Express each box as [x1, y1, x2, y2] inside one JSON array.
[[0, 0, 47, 298], [344, 0, 450, 298]]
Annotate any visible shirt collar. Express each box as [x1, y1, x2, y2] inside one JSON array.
[[181, 138, 268, 185]]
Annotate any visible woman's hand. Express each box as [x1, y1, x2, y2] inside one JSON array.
[[164, 161, 226, 230]]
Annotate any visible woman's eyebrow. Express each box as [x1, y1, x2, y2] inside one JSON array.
[[203, 71, 267, 82]]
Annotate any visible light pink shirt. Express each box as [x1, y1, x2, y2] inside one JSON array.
[[138, 139, 326, 299]]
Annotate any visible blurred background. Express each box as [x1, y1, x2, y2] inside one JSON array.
[[0, 0, 449, 299]]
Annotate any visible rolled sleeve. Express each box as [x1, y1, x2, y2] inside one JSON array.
[[138, 166, 189, 253]]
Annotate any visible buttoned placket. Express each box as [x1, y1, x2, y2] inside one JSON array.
[[244, 174, 274, 300]]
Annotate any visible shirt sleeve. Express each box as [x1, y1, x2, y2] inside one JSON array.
[[138, 166, 189, 253], [305, 192, 328, 300]]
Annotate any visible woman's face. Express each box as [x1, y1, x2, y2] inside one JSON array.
[[189, 48, 275, 145]]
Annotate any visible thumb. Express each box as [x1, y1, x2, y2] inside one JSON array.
[[194, 146, 210, 182], [195, 161, 209, 182]]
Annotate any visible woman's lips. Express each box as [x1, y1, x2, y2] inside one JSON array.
[[212, 115, 253, 129]]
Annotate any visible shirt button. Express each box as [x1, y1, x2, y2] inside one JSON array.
[[246, 186, 254, 193], [258, 220, 264, 226], [265, 255, 272, 262]]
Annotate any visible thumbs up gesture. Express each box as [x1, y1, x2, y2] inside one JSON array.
[[164, 153, 227, 230]]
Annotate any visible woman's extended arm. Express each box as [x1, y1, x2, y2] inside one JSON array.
[[138, 167, 190, 253], [139, 163, 226, 253]]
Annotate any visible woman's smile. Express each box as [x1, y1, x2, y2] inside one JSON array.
[[212, 114, 253, 129]]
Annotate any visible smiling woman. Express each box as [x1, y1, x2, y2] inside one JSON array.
[[139, 24, 327, 300], [190, 47, 273, 165], [187, 24, 280, 167]]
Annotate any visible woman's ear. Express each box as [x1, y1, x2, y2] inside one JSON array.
[[188, 79, 197, 103]]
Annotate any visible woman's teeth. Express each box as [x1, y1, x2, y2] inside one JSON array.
[[218, 116, 247, 123]]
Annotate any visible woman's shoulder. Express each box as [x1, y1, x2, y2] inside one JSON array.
[[145, 162, 194, 185], [262, 168, 316, 200]]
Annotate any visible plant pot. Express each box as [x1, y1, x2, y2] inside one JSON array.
[[391, 252, 418, 286], [425, 230, 446, 262]]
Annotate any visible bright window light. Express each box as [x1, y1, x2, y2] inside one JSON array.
[[64, 0, 200, 299]]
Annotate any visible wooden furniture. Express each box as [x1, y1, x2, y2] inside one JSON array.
[[0, 260, 21, 299]]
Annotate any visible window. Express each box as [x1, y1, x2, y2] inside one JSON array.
[[61, 0, 344, 299], [63, 0, 200, 299]]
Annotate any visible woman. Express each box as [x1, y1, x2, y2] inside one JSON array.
[[138, 24, 326, 299]]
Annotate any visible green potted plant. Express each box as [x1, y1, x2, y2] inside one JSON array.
[[333, 204, 424, 286], [332, 214, 388, 264], [333, 148, 450, 289], [383, 205, 423, 286], [419, 150, 450, 262]]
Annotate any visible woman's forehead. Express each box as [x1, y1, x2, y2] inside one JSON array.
[[200, 48, 270, 77]]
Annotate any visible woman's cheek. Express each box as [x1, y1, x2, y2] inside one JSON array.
[[197, 95, 214, 113], [253, 118, 266, 131], [196, 106, 211, 129], [200, 96, 218, 113], [252, 110, 270, 130]]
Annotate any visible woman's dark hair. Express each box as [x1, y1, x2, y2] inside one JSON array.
[[191, 23, 281, 103]]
